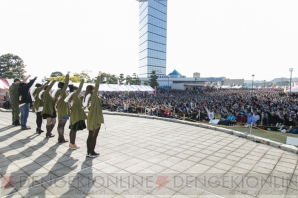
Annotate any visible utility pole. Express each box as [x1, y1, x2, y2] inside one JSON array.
[[289, 68, 293, 94]]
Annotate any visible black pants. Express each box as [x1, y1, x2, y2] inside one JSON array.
[[4, 101, 10, 109], [86, 126, 100, 154], [36, 112, 42, 129]]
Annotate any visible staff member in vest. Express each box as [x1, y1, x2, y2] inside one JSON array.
[[52, 72, 70, 143], [9, 75, 30, 126], [83, 71, 104, 158], [41, 80, 57, 137], [30, 81, 50, 134], [18, 76, 38, 130], [65, 79, 86, 149]]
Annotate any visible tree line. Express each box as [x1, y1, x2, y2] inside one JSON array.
[[0, 53, 159, 87], [49, 71, 142, 85]]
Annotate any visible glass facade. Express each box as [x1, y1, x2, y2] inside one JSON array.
[[139, 0, 167, 77]]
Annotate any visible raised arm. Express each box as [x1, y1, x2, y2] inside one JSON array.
[[93, 71, 102, 96], [74, 79, 84, 96], [36, 80, 50, 93], [23, 75, 31, 83], [204, 106, 210, 114], [25, 76, 37, 89], [46, 80, 56, 93], [62, 72, 70, 93]]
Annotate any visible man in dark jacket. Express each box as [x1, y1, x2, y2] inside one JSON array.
[[18, 76, 37, 130]]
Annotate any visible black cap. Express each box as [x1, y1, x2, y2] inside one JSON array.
[[14, 78, 20, 83], [58, 82, 65, 89], [35, 83, 42, 87], [68, 84, 74, 92]]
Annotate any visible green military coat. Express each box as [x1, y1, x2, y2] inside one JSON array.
[[9, 83, 19, 105], [84, 76, 104, 130], [31, 81, 50, 112], [53, 74, 70, 120], [41, 80, 56, 115], [65, 79, 86, 125]]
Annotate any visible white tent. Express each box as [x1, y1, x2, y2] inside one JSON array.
[[220, 85, 232, 89], [1, 79, 153, 92], [99, 84, 116, 92], [51, 82, 153, 92], [117, 85, 129, 91], [231, 85, 243, 89], [130, 85, 140, 91], [143, 86, 154, 91], [286, 86, 298, 93]]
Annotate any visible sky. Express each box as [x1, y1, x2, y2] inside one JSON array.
[[0, 0, 297, 81]]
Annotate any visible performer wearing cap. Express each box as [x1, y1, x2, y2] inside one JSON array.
[[83, 71, 104, 158], [9, 76, 30, 126], [52, 72, 70, 143]]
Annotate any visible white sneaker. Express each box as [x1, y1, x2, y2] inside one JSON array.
[[281, 129, 287, 133]]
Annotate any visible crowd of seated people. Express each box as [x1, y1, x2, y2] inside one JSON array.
[[99, 87, 298, 133]]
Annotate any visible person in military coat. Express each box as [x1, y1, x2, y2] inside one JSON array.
[[52, 72, 70, 143], [64, 79, 86, 149], [41, 80, 57, 137], [30, 80, 50, 134], [83, 71, 104, 158]]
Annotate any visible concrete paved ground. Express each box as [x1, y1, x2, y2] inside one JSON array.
[[0, 111, 298, 198]]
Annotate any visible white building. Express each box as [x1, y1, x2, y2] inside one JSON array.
[[140, 70, 226, 90]]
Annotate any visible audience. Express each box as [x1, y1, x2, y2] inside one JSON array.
[[3, 85, 298, 133], [100, 87, 298, 133]]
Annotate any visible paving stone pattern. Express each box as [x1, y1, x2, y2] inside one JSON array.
[[0, 111, 298, 198]]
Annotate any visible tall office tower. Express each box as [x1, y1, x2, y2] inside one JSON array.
[[138, 0, 167, 77]]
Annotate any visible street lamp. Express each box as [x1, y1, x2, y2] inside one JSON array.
[[167, 76, 169, 88], [252, 74, 255, 93], [166, 76, 170, 98], [289, 68, 293, 94]]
